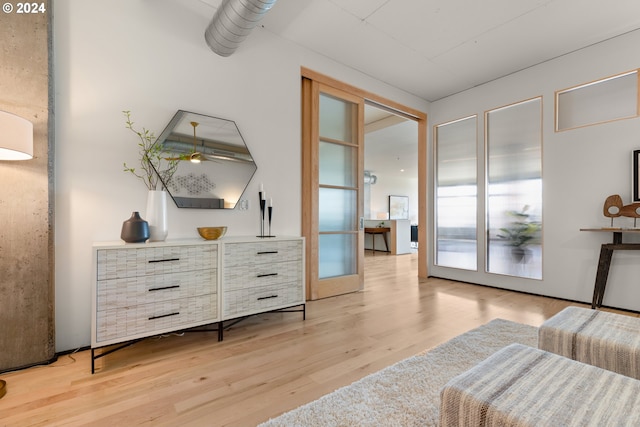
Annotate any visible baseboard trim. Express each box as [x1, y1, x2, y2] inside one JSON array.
[[0, 354, 58, 375], [0, 345, 91, 375]]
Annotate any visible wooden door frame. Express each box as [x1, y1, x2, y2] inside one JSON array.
[[301, 68, 428, 300], [302, 78, 365, 300]]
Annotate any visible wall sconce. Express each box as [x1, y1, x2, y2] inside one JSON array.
[[0, 110, 33, 399], [0, 110, 33, 160]]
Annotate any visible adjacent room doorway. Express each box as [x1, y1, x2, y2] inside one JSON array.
[[363, 102, 419, 257]]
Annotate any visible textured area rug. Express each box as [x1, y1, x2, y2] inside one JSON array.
[[258, 319, 537, 427]]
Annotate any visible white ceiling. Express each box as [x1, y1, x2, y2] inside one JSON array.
[[364, 105, 417, 180], [256, 0, 640, 102]]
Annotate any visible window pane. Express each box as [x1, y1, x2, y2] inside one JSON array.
[[320, 93, 355, 142], [557, 71, 638, 131], [435, 116, 477, 270], [320, 141, 355, 187], [319, 187, 356, 232], [436, 185, 477, 270], [319, 233, 356, 278], [486, 98, 542, 279]]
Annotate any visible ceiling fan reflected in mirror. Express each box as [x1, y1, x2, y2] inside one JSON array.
[[162, 114, 255, 164], [185, 120, 252, 164], [164, 120, 206, 163], [189, 121, 202, 163]]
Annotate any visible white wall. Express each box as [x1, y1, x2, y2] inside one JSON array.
[[370, 176, 419, 224], [429, 29, 640, 311], [53, 0, 429, 351]]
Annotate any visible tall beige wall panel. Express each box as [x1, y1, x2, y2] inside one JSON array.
[[0, 0, 54, 371]]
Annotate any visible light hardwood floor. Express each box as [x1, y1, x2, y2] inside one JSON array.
[[0, 252, 636, 426]]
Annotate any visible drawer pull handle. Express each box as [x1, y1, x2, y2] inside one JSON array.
[[257, 273, 278, 278], [148, 285, 180, 292], [148, 312, 179, 320], [257, 251, 279, 255], [257, 295, 278, 301], [148, 258, 180, 263]]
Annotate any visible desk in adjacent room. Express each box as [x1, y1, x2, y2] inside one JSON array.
[[363, 219, 412, 255], [580, 228, 640, 308], [364, 227, 391, 254]]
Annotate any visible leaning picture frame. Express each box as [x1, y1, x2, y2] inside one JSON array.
[[633, 150, 640, 202], [389, 195, 409, 220]]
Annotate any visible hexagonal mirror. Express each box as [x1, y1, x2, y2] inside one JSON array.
[[152, 110, 257, 209]]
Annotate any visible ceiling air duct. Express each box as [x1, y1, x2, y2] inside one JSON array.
[[205, 0, 278, 57]]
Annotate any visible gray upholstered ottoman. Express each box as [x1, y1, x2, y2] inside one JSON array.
[[539, 306, 640, 379], [440, 343, 640, 426]]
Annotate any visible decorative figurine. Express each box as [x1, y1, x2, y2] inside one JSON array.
[[603, 194, 640, 228]]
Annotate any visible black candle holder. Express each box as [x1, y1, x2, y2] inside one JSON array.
[[257, 191, 275, 238]]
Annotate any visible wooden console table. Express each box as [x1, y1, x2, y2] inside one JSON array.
[[364, 227, 390, 254], [580, 228, 640, 308]]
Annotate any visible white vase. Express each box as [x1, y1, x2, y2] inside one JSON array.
[[146, 190, 168, 242]]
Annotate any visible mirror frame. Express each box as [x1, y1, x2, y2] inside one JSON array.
[[152, 110, 257, 209]]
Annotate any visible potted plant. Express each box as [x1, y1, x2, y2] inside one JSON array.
[[122, 110, 180, 190], [497, 205, 541, 263], [122, 111, 181, 241]]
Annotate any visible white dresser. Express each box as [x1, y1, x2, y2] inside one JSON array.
[[221, 238, 305, 333], [91, 236, 304, 372]]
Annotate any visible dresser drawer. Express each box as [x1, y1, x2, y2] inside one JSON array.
[[97, 245, 217, 280], [223, 260, 301, 291], [97, 269, 217, 311], [223, 282, 303, 318], [223, 240, 302, 267], [95, 293, 218, 343]]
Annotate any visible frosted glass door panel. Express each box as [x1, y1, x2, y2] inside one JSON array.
[[319, 234, 356, 279], [320, 141, 355, 187], [486, 98, 542, 280], [319, 188, 356, 232], [320, 93, 355, 142], [435, 116, 477, 270]]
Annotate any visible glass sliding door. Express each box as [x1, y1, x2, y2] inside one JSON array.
[[486, 98, 542, 279], [434, 116, 478, 270], [301, 76, 364, 299]]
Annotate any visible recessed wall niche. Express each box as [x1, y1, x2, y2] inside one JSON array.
[[555, 70, 639, 132]]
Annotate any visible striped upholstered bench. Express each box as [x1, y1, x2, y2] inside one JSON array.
[[539, 306, 640, 379], [440, 343, 640, 426]]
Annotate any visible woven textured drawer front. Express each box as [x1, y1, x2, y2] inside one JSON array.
[[97, 245, 217, 280], [224, 260, 301, 291], [96, 293, 218, 343], [224, 282, 303, 318], [224, 240, 302, 267], [97, 269, 217, 311]]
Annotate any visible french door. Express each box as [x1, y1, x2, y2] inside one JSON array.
[[302, 77, 365, 300]]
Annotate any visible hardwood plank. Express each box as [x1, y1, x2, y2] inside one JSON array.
[[0, 252, 635, 426]]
